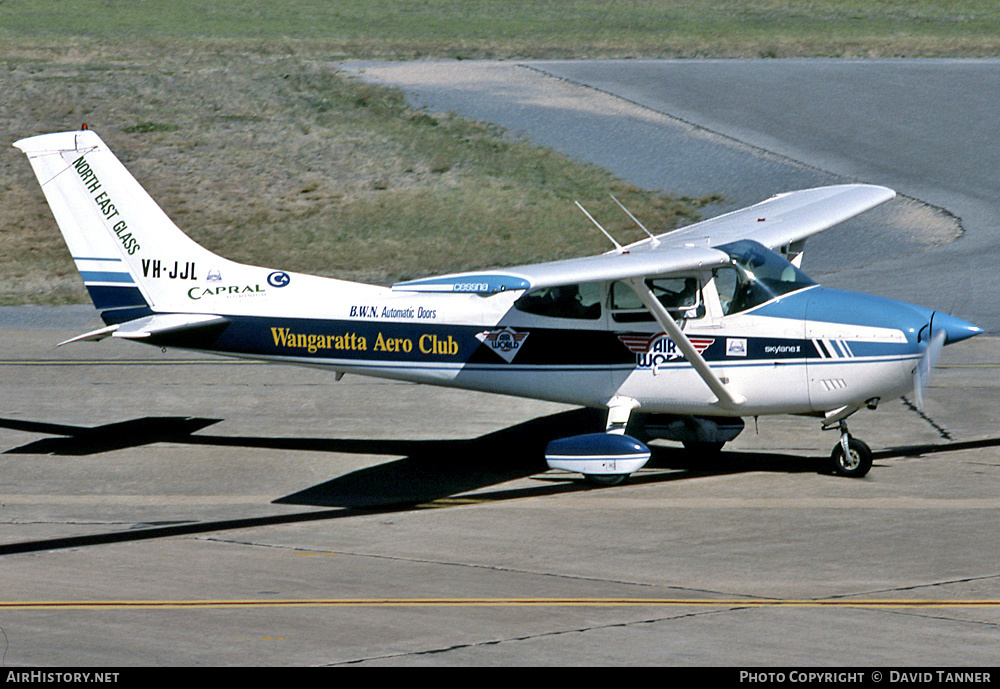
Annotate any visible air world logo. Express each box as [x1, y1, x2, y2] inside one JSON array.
[[618, 332, 715, 370], [476, 327, 528, 362]]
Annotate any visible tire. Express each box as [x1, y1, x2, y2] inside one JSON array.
[[830, 437, 873, 478], [682, 441, 725, 456]]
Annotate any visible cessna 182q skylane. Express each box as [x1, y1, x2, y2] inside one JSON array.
[[15, 130, 982, 483]]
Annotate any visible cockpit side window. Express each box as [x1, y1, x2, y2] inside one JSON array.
[[713, 240, 816, 315], [514, 282, 602, 319], [712, 266, 740, 316], [712, 265, 768, 315]]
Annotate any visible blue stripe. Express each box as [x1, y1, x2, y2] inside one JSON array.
[[546, 433, 649, 458], [85, 285, 148, 310], [80, 271, 135, 284], [393, 274, 530, 294], [186, 357, 918, 375], [73, 256, 122, 262], [130, 313, 921, 371]]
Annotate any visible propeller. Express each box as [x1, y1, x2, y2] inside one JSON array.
[[913, 318, 946, 412]]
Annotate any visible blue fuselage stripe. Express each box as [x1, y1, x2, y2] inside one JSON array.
[[86, 285, 148, 310], [141, 314, 918, 373]]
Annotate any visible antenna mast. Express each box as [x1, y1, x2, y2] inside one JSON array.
[[575, 201, 623, 252], [611, 194, 659, 245]]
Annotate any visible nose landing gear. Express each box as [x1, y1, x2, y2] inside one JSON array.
[[829, 419, 873, 478]]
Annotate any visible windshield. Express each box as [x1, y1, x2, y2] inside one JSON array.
[[714, 240, 815, 315]]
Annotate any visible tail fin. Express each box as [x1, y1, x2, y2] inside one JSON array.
[[14, 130, 239, 323]]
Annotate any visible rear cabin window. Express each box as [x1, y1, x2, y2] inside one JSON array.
[[514, 283, 602, 319]]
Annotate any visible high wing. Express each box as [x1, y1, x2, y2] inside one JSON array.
[[392, 184, 895, 294], [392, 243, 730, 294], [653, 183, 895, 251], [393, 183, 895, 411]]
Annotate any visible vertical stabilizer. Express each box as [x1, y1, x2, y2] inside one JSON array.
[[14, 130, 239, 322]]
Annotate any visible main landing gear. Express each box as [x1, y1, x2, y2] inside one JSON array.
[[829, 419, 873, 478]]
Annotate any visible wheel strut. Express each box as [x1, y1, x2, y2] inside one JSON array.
[[838, 420, 852, 458]]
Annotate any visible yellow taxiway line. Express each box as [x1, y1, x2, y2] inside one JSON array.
[[1, 598, 998, 610]]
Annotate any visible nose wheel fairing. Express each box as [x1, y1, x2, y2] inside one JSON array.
[[544, 433, 651, 482]]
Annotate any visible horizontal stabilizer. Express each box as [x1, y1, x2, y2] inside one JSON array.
[[58, 314, 229, 347], [57, 324, 120, 346]]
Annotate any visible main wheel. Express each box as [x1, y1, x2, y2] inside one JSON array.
[[830, 437, 872, 478], [682, 441, 725, 456], [583, 474, 627, 487]]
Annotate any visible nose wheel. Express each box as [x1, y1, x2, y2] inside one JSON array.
[[829, 421, 872, 478]]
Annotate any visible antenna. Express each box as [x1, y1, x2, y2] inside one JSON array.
[[575, 201, 623, 252], [611, 194, 659, 245]]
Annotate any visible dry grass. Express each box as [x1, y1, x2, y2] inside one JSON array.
[[5, 1, 994, 303], [1, 50, 715, 303]]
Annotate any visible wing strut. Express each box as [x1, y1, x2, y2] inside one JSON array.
[[626, 278, 746, 410]]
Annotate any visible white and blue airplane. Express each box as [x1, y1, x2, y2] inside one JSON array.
[[14, 129, 982, 484]]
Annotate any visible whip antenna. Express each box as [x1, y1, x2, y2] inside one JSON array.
[[575, 201, 623, 252], [611, 194, 659, 245]]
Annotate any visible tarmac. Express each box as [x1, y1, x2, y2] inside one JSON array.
[[1, 60, 998, 666], [0, 327, 997, 666]]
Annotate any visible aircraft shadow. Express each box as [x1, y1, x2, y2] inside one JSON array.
[[6, 411, 996, 492], [643, 446, 824, 478], [0, 409, 840, 506], [269, 408, 606, 507], [0, 409, 605, 508], [874, 436, 1000, 460], [0, 408, 604, 555], [0, 416, 223, 455], [5, 412, 997, 492], [0, 408, 836, 507], [4, 411, 998, 556]]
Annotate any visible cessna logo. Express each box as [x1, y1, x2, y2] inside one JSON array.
[[476, 327, 528, 362], [618, 333, 715, 369]]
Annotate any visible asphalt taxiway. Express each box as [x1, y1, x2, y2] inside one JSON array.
[[0, 326, 998, 666], [2, 60, 999, 666]]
